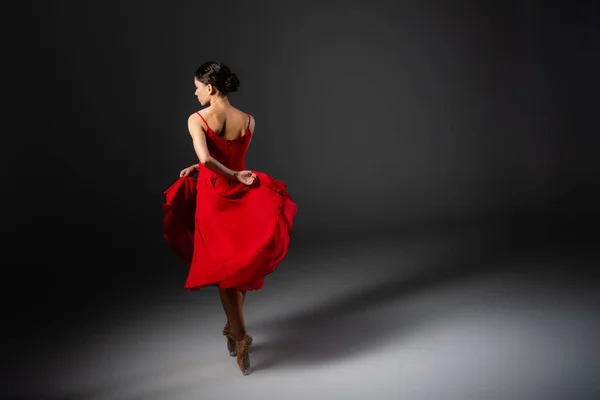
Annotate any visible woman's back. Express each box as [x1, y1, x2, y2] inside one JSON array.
[[198, 107, 255, 141], [194, 105, 254, 172]]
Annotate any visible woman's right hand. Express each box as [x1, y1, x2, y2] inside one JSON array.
[[236, 170, 258, 186], [179, 164, 198, 177]]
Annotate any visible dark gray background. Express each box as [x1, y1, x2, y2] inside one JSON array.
[[5, 0, 599, 397]]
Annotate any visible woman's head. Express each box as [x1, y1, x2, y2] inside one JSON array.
[[194, 61, 240, 106]]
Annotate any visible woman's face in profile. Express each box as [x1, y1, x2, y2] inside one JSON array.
[[194, 79, 209, 106]]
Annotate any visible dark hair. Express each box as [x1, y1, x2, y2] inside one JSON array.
[[195, 61, 240, 95]]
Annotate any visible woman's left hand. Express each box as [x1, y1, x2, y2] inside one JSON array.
[[180, 164, 198, 177]]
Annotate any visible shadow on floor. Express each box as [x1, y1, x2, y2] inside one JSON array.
[[250, 238, 527, 372]]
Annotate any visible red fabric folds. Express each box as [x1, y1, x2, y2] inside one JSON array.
[[162, 113, 297, 291]]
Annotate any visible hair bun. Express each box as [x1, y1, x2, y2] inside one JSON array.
[[224, 73, 240, 93]]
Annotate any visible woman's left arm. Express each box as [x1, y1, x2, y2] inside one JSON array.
[[188, 113, 239, 180]]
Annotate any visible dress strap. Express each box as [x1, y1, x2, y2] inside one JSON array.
[[245, 113, 252, 131], [196, 111, 211, 132]]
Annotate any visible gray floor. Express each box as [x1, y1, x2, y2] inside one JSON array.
[[15, 225, 600, 399]]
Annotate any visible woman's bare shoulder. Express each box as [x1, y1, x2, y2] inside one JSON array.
[[230, 107, 255, 133], [242, 110, 256, 134]]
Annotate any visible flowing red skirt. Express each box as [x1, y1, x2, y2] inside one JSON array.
[[162, 171, 297, 291]]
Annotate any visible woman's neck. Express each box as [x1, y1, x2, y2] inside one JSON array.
[[209, 96, 231, 108]]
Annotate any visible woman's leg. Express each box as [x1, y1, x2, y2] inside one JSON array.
[[223, 289, 248, 332], [219, 288, 247, 340], [239, 289, 247, 310], [220, 287, 252, 374]]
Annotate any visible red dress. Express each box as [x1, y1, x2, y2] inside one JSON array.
[[162, 111, 297, 291]]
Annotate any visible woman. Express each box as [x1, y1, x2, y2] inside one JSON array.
[[162, 61, 297, 375]]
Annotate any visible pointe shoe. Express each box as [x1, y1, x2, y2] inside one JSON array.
[[236, 333, 253, 375], [222, 322, 236, 357], [223, 322, 253, 357]]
